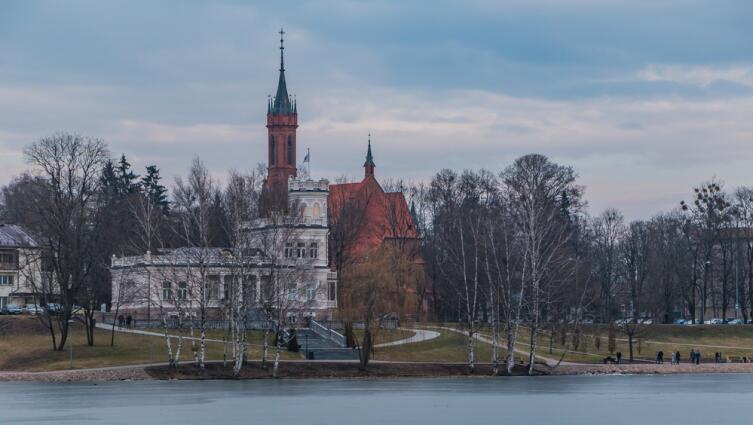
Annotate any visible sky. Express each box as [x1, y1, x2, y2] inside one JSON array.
[[1, 0, 752, 219]]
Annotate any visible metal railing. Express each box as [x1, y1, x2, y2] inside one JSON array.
[[310, 319, 346, 347]]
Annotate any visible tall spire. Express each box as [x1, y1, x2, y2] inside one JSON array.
[[364, 134, 375, 178], [272, 27, 292, 115]]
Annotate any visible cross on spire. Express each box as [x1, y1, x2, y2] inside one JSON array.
[[279, 27, 285, 72], [271, 27, 293, 115]]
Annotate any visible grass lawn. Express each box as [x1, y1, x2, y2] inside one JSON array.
[[0, 317, 299, 372], [478, 324, 753, 363], [12, 315, 753, 370], [373, 327, 499, 362]]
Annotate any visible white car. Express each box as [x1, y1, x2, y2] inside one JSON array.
[[727, 319, 744, 325], [23, 304, 43, 315]]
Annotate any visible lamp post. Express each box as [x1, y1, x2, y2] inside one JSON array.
[[68, 319, 75, 369]]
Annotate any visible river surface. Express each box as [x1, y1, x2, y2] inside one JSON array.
[[1, 374, 751, 424]]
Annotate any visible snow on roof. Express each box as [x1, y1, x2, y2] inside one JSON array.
[[0, 224, 37, 248]]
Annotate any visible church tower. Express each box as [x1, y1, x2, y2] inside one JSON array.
[[265, 28, 298, 192]]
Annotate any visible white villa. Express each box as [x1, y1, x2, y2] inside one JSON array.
[[110, 177, 338, 323], [0, 224, 48, 309]]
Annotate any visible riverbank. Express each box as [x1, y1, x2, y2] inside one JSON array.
[[5, 360, 753, 382], [553, 362, 753, 375]]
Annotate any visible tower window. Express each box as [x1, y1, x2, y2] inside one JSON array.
[[270, 136, 276, 165], [287, 136, 293, 165]]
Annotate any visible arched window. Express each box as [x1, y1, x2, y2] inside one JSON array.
[[312, 203, 320, 218], [287, 135, 293, 165], [270, 135, 276, 165]]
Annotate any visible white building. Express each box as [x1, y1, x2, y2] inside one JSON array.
[[0, 224, 47, 309], [111, 177, 337, 323]]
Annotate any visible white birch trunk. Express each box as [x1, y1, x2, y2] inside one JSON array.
[[272, 344, 281, 378]]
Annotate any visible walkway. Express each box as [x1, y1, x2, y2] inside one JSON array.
[[97, 323, 440, 349], [374, 328, 440, 348], [431, 326, 579, 367]]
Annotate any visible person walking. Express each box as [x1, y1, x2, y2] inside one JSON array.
[[126, 314, 132, 328], [676, 351, 681, 364], [695, 350, 701, 365], [117, 314, 124, 328], [616, 352, 622, 364], [671, 352, 677, 365]]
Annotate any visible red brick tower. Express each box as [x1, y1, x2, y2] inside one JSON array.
[[265, 28, 298, 192]]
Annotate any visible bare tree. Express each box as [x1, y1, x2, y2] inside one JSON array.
[[503, 154, 580, 375], [20, 133, 110, 351]]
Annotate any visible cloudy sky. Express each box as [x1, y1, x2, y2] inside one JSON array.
[[1, 0, 752, 219]]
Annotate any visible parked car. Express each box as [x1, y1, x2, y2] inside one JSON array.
[[23, 304, 43, 315], [707, 318, 725, 325], [727, 319, 744, 325], [44, 303, 62, 314], [1, 304, 24, 315], [674, 319, 686, 325]]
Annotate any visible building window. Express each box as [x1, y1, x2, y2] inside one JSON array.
[[328, 281, 336, 301], [284, 243, 293, 258], [296, 242, 306, 258], [287, 282, 297, 300], [0, 275, 14, 286], [309, 242, 318, 259], [312, 203, 320, 218], [0, 296, 6, 308], [206, 275, 220, 300], [0, 251, 16, 267], [178, 282, 188, 300], [287, 135, 293, 165], [270, 136, 276, 165], [306, 283, 316, 301], [162, 281, 172, 300]]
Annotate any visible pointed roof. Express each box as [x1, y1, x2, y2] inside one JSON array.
[[364, 135, 375, 167], [271, 28, 294, 115]]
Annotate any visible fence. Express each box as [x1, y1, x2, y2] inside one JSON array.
[[310, 319, 346, 347]]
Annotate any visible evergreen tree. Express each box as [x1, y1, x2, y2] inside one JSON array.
[[101, 159, 119, 198], [116, 154, 139, 194], [141, 165, 169, 212]]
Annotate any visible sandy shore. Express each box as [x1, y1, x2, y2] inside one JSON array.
[[3, 361, 753, 382]]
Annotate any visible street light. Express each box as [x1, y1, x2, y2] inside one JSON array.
[[68, 319, 75, 369]]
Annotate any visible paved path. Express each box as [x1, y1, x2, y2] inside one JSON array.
[[431, 326, 580, 367], [96, 323, 225, 343], [374, 328, 440, 348], [99, 323, 439, 349]]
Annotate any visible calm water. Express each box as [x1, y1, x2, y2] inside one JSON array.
[[1, 374, 752, 425]]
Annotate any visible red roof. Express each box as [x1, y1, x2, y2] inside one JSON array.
[[328, 175, 418, 260]]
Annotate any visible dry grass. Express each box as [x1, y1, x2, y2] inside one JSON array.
[[0, 316, 299, 372]]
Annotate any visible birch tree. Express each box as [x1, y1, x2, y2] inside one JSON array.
[[503, 154, 580, 375]]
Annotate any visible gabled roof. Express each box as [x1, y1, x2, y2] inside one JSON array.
[[328, 175, 419, 259], [0, 224, 37, 248]]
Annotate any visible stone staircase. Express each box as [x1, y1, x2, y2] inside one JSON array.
[[295, 326, 360, 361]]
